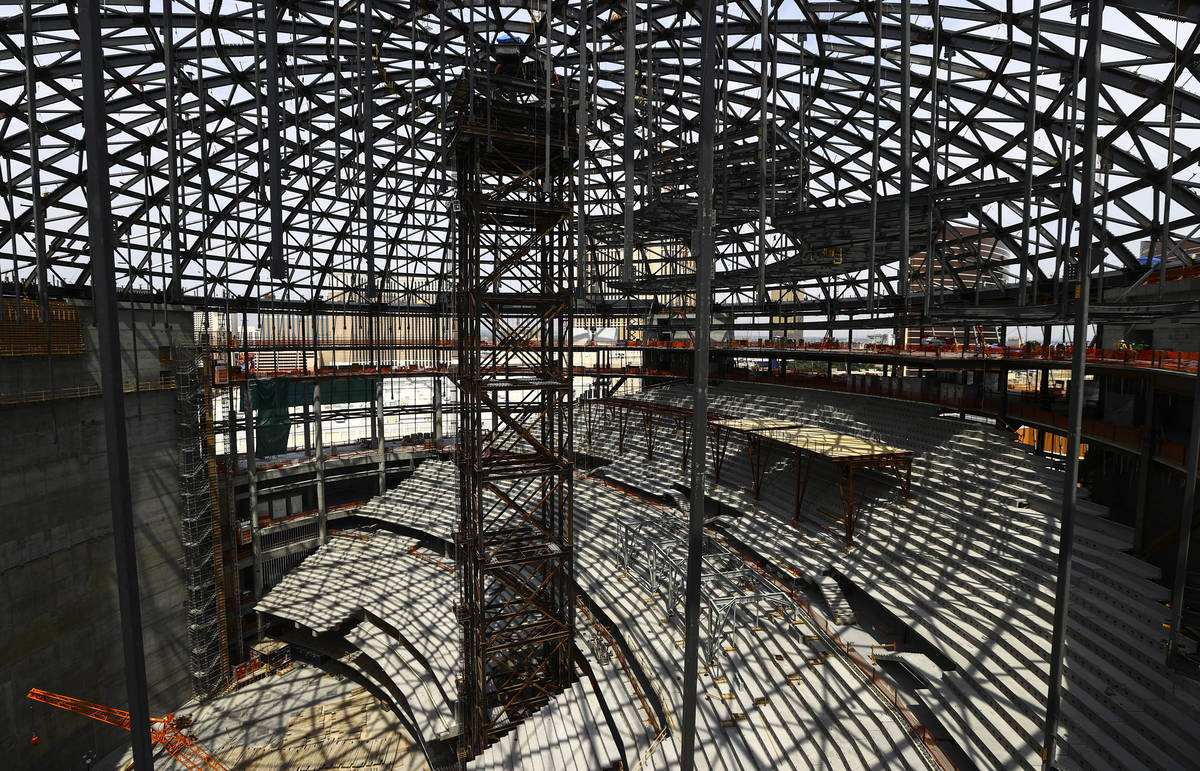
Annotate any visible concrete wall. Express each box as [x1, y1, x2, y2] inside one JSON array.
[[1098, 276, 1200, 352], [0, 302, 194, 770]]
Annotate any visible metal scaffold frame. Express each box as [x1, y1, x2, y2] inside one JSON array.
[[176, 344, 229, 697], [451, 56, 577, 759], [617, 513, 792, 666]]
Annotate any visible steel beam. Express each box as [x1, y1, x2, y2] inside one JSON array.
[[757, 0, 768, 301], [364, 0, 376, 298], [243, 382, 263, 638], [265, 0, 284, 279], [1019, 1, 1043, 304], [377, 377, 387, 494], [23, 1, 48, 310], [680, 0, 718, 766], [432, 376, 443, 445], [622, 0, 636, 283], [1041, 2, 1105, 765], [23, 0, 57, 416], [923, 0, 939, 320], [899, 0, 912, 340], [867, 0, 882, 317], [163, 0, 182, 298], [577, 0, 590, 294], [314, 381, 327, 544], [79, 0, 154, 765]]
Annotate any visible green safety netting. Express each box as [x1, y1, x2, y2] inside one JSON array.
[[251, 378, 373, 456]]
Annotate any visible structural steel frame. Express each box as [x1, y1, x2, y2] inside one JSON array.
[[451, 61, 576, 759], [616, 513, 791, 665], [7, 2, 1200, 768], [5, 3, 1200, 329]]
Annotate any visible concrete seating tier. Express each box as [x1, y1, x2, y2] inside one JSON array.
[[581, 382, 1200, 770], [571, 481, 930, 770]]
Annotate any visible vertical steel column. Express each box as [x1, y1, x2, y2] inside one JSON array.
[[867, 0, 881, 317], [1018, 1, 1042, 305], [310, 304, 319, 374], [21, 2, 44, 300], [622, 0, 636, 282], [302, 402, 311, 453], [376, 377, 387, 494], [226, 405, 238, 531], [265, 0, 284, 279], [243, 383, 263, 635], [432, 375, 443, 445], [78, 0, 154, 765], [24, 0, 57, 428], [756, 0, 768, 301], [680, 0, 718, 766], [163, 0, 182, 298], [899, 0, 912, 338], [1041, 2, 1104, 766], [1161, 87, 1177, 296], [923, 0, 939, 320], [226, 404, 245, 661], [314, 381, 327, 544], [577, 0, 590, 293], [1168, 368, 1200, 658], [363, 0, 376, 298], [193, 3, 211, 297]]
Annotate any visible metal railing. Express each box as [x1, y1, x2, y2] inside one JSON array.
[[0, 376, 177, 406]]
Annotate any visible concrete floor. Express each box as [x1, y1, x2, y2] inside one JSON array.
[[98, 665, 428, 770]]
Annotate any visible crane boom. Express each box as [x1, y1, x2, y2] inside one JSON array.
[[26, 688, 228, 771], [27, 688, 132, 731]]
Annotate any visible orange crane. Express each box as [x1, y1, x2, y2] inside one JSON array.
[[25, 688, 227, 771]]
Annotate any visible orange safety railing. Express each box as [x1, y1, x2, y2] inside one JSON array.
[[198, 328, 1200, 374]]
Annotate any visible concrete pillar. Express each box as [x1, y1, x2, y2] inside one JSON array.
[[315, 381, 327, 544]]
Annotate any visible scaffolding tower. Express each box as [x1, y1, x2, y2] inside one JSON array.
[[451, 51, 577, 759], [176, 345, 228, 696]]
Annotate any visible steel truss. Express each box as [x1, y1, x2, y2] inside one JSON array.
[[451, 63, 576, 759], [617, 512, 792, 665], [4, 3, 1200, 325]]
